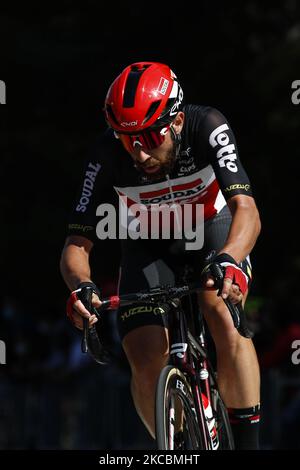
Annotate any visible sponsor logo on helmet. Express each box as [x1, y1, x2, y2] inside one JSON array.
[[157, 77, 169, 95], [209, 124, 238, 173], [76, 162, 101, 213], [169, 87, 184, 116], [121, 120, 138, 127]]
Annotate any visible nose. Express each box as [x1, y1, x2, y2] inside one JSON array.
[[134, 148, 152, 164]]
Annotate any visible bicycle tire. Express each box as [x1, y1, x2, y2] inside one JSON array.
[[155, 366, 206, 450], [211, 389, 235, 449]]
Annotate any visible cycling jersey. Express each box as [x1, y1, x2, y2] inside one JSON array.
[[67, 105, 253, 242], [117, 206, 252, 340]]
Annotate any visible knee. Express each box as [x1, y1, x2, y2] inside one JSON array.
[[204, 300, 241, 352], [130, 350, 169, 387], [129, 356, 168, 396], [122, 326, 169, 386]]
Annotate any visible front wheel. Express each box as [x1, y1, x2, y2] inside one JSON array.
[[211, 389, 235, 449], [155, 366, 205, 450]]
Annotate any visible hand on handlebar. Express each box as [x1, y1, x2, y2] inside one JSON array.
[[202, 253, 249, 305], [66, 282, 102, 330], [89, 276, 254, 339], [205, 275, 244, 304]]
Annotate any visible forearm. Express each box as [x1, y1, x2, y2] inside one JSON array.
[[60, 240, 93, 291], [220, 198, 261, 264]]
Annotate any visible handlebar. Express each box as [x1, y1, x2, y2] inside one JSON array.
[[94, 264, 254, 339]]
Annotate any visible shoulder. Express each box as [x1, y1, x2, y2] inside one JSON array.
[[183, 104, 228, 128], [182, 105, 229, 148]]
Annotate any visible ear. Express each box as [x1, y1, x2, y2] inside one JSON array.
[[172, 111, 185, 134]]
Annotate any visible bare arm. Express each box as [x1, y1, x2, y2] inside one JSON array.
[[60, 235, 101, 329], [206, 195, 261, 301], [60, 235, 94, 291], [219, 194, 261, 263]]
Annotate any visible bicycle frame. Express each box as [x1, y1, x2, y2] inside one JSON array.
[[89, 266, 253, 449], [167, 293, 217, 449]]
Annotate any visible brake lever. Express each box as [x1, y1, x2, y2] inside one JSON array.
[[209, 263, 239, 327], [223, 297, 241, 330], [77, 287, 93, 353], [208, 262, 224, 294], [234, 302, 254, 339]]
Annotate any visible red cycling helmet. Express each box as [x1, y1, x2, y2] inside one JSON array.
[[104, 62, 184, 135]]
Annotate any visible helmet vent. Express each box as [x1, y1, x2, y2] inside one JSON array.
[[142, 100, 162, 125], [105, 104, 119, 127], [131, 64, 151, 73], [123, 66, 150, 108]]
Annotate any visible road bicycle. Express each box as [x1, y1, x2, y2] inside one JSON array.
[[79, 263, 254, 450]]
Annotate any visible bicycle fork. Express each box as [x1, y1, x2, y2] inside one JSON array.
[[168, 301, 212, 449]]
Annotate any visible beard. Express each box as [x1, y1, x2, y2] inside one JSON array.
[[134, 142, 177, 182]]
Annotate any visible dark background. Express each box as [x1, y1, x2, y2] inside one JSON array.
[[0, 0, 300, 449]]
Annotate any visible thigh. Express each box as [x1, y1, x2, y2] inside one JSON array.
[[117, 238, 174, 341], [196, 205, 251, 343], [198, 289, 250, 351], [122, 325, 169, 373], [168, 205, 252, 343]]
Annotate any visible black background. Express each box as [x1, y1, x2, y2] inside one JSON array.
[[0, 0, 300, 450]]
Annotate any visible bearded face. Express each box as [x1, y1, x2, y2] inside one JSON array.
[[118, 112, 184, 181], [133, 140, 177, 181]]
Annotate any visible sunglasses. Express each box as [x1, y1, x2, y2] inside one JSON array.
[[115, 125, 170, 152]]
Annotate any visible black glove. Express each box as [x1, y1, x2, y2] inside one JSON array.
[[66, 282, 110, 365], [66, 281, 100, 324]]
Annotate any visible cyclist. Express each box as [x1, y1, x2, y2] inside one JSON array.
[[60, 62, 261, 450]]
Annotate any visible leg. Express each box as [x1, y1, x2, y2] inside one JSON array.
[[122, 325, 169, 438], [198, 290, 261, 449], [198, 290, 260, 408], [117, 239, 176, 438], [180, 205, 260, 447]]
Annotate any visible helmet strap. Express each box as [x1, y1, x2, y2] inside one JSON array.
[[170, 124, 182, 159]]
